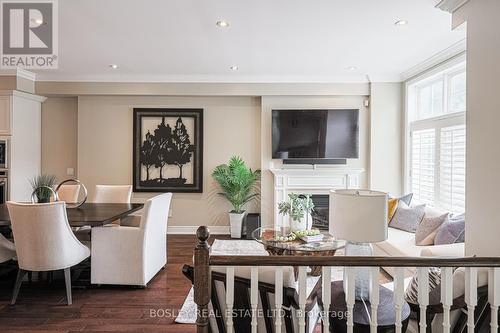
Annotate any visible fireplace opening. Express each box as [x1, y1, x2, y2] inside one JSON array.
[[310, 194, 329, 231]]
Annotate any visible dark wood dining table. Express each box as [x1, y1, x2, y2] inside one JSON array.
[[0, 203, 144, 227]]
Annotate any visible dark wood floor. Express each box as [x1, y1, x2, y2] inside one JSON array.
[[0, 234, 209, 333]]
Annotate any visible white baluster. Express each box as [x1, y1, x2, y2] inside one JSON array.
[[417, 267, 429, 333], [441, 267, 453, 333], [393, 267, 405, 333], [322, 266, 332, 331], [298, 266, 307, 333], [489, 268, 500, 332], [250, 266, 259, 333], [370, 267, 380, 333], [226, 266, 235, 333], [275, 267, 283, 333], [465, 267, 478, 331], [346, 267, 355, 333]]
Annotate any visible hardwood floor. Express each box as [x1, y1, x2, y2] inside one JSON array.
[[0, 234, 210, 333], [0, 234, 392, 332]]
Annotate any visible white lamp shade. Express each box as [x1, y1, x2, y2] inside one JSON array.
[[329, 189, 388, 243]]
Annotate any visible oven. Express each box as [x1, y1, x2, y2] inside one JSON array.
[[0, 140, 7, 169], [0, 171, 7, 204]]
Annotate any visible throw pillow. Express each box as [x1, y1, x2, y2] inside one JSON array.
[[389, 202, 426, 233], [388, 198, 399, 223], [415, 213, 449, 246], [389, 193, 413, 206], [398, 193, 413, 206], [405, 267, 441, 305], [434, 213, 465, 245]]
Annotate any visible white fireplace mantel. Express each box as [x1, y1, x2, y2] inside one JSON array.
[[270, 167, 365, 227]]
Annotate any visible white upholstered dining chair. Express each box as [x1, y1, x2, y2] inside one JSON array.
[[93, 185, 132, 203], [56, 184, 81, 203], [0, 233, 16, 263], [92, 185, 134, 227], [91, 192, 172, 286], [7, 201, 90, 305]]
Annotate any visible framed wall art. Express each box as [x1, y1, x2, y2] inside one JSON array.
[[133, 108, 203, 193]]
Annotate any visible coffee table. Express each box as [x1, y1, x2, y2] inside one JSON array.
[[252, 227, 345, 276]]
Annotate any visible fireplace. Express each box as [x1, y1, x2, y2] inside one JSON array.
[[311, 195, 329, 230], [270, 167, 364, 230]]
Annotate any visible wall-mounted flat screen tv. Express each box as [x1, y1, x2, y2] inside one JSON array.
[[272, 109, 359, 159]]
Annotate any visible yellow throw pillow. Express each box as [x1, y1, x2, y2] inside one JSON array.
[[388, 198, 399, 223]]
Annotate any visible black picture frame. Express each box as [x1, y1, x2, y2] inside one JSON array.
[[133, 108, 203, 193]]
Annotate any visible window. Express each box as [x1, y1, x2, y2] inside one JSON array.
[[406, 61, 466, 213]]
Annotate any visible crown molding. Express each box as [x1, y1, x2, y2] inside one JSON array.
[[15, 68, 36, 81], [400, 39, 466, 82], [0, 89, 46, 102], [35, 81, 371, 97], [435, 0, 469, 13], [366, 74, 403, 83]]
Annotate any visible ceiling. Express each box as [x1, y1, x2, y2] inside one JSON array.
[[11, 0, 466, 82]]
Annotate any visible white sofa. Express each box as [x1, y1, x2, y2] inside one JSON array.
[[373, 205, 465, 277]]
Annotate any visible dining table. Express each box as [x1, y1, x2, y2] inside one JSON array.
[[0, 203, 144, 227]]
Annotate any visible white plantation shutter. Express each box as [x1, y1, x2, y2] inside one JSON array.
[[411, 129, 436, 206], [440, 125, 466, 213], [407, 63, 466, 212]]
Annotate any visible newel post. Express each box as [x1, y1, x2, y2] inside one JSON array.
[[194, 226, 211, 333]]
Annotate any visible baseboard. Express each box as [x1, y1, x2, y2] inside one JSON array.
[[167, 226, 230, 235]]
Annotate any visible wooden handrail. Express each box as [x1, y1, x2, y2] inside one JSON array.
[[193, 226, 500, 333], [209, 255, 500, 267]]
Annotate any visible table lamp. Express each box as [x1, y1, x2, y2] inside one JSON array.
[[329, 189, 388, 300]]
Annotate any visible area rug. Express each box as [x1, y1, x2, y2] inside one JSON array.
[[175, 239, 343, 324]]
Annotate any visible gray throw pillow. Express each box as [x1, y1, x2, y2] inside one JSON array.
[[434, 213, 465, 245], [389, 193, 413, 206], [390, 202, 426, 233], [415, 213, 449, 245]]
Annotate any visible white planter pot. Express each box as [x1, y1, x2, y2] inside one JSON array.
[[290, 213, 313, 232], [229, 212, 246, 238]]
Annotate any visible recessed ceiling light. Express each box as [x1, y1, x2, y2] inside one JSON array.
[[394, 19, 408, 26], [347, 66, 357, 71], [229, 65, 238, 71], [109, 64, 119, 69], [216, 20, 230, 28]]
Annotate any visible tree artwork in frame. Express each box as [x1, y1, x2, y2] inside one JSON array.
[[133, 108, 203, 193]]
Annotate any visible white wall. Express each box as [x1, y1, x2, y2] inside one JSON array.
[[369, 83, 403, 196], [260, 95, 370, 226], [77, 96, 261, 232], [454, 0, 500, 256]]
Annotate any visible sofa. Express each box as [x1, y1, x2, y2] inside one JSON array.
[[373, 205, 465, 277]]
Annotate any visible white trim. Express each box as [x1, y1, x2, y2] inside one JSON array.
[[15, 68, 36, 82], [167, 225, 230, 235], [0, 90, 46, 102], [435, 0, 469, 13], [400, 40, 466, 82]]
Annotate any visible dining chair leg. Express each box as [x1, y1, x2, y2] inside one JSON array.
[[11, 269, 27, 305], [64, 268, 72, 305]]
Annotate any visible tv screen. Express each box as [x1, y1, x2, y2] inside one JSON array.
[[272, 109, 359, 159]]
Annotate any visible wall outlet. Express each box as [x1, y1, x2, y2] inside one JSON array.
[[66, 167, 75, 176]]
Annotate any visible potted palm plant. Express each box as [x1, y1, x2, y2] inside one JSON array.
[[212, 156, 261, 238]]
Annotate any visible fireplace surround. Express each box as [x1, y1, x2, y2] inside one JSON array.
[[270, 167, 364, 229]]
